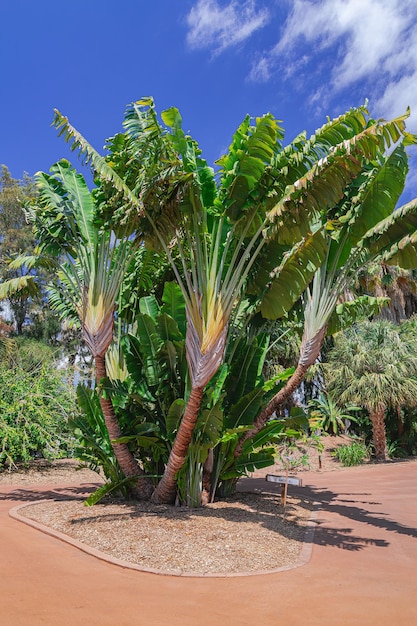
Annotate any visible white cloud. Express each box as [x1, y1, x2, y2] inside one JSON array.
[[248, 55, 271, 82], [186, 0, 269, 55], [250, 0, 417, 123]]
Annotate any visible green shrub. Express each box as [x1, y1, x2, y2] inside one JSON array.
[[0, 362, 77, 469], [332, 440, 369, 466]]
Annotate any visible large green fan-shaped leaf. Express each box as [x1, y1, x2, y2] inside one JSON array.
[[161, 282, 186, 336], [226, 387, 265, 429], [139, 295, 159, 320], [261, 229, 328, 319]]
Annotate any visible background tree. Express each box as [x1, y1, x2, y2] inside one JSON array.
[[324, 319, 417, 460], [0, 166, 38, 334]]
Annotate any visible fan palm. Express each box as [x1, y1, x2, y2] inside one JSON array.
[[324, 319, 417, 460]]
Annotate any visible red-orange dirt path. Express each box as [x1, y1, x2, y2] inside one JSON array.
[[1, 459, 416, 625]]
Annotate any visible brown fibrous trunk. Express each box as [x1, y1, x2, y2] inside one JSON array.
[[151, 385, 204, 504], [234, 326, 326, 458], [369, 405, 388, 462], [95, 354, 153, 499]]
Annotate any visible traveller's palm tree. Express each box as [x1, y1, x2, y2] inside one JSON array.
[[52, 100, 415, 502], [325, 319, 417, 460], [235, 134, 417, 457], [29, 160, 153, 496]]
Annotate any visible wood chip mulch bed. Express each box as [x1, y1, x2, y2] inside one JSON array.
[[20, 491, 314, 575], [1, 460, 315, 575]]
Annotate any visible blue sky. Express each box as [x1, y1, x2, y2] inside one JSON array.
[[1, 0, 417, 201]]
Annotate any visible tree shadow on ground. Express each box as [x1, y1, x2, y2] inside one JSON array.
[[0, 484, 97, 502], [242, 477, 417, 548], [3, 474, 417, 554]]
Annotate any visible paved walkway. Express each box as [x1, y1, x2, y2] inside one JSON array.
[[1, 459, 416, 626]]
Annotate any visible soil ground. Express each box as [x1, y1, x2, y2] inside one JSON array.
[[0, 435, 351, 575], [1, 443, 416, 625]]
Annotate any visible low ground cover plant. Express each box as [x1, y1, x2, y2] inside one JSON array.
[[332, 440, 369, 467]]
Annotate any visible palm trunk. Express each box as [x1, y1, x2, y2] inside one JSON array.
[[369, 405, 388, 461], [151, 385, 204, 504], [95, 354, 153, 498], [234, 325, 326, 458], [397, 407, 404, 438], [234, 361, 309, 458]]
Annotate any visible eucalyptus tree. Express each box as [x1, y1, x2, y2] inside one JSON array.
[[51, 99, 417, 503], [324, 319, 417, 460], [235, 134, 417, 457]]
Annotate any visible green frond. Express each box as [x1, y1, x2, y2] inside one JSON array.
[[329, 143, 409, 269], [326, 295, 390, 336], [52, 110, 143, 212], [266, 113, 412, 244], [365, 198, 417, 267], [260, 229, 328, 319], [0, 275, 40, 300]]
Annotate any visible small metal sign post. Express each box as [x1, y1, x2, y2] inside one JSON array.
[[265, 474, 302, 507]]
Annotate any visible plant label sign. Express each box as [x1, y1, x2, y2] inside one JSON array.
[[265, 474, 302, 486]]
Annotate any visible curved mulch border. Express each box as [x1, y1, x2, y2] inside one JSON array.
[[9, 500, 320, 578]]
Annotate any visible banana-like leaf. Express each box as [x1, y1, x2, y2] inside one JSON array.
[[130, 316, 164, 387], [7, 253, 56, 272], [76, 385, 110, 443], [226, 334, 269, 406], [84, 475, 139, 507], [241, 419, 288, 454], [326, 295, 390, 336], [121, 334, 144, 385], [0, 275, 39, 299], [156, 313, 183, 342], [161, 282, 187, 337], [139, 295, 159, 320], [261, 229, 329, 319], [234, 448, 276, 474], [52, 110, 143, 212], [195, 401, 223, 449], [266, 112, 411, 246], [165, 398, 186, 438], [365, 198, 417, 267], [226, 387, 266, 429], [160, 104, 216, 211], [105, 343, 128, 382], [217, 113, 281, 225], [331, 144, 409, 268], [205, 363, 229, 407]]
